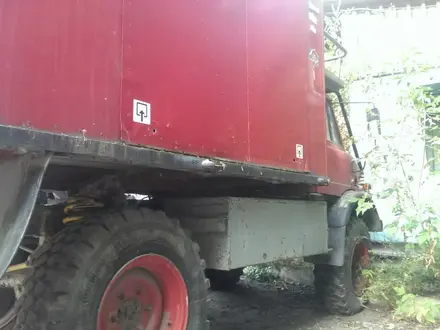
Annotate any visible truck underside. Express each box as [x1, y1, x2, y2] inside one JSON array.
[[0, 138, 382, 329]]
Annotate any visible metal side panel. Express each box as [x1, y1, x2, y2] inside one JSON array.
[[0, 125, 330, 187], [165, 197, 328, 270], [0, 153, 51, 277], [227, 198, 328, 269]]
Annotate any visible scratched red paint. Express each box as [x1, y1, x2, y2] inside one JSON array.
[[0, 0, 353, 194], [0, 0, 122, 139]]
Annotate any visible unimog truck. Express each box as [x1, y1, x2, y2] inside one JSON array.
[[0, 1, 382, 329]]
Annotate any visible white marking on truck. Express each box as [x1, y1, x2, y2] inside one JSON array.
[[133, 99, 151, 125], [296, 144, 304, 159]]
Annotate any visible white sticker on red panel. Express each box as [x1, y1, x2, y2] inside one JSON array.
[[296, 144, 304, 159], [133, 99, 151, 125]]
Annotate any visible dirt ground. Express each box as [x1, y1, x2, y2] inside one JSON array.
[[208, 279, 437, 330]]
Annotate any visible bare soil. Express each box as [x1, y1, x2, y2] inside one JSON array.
[[208, 279, 436, 330]]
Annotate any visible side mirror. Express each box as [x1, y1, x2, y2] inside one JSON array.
[[352, 158, 366, 173], [366, 107, 382, 135]]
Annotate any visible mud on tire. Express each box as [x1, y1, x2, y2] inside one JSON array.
[[12, 208, 209, 330], [314, 220, 370, 316]]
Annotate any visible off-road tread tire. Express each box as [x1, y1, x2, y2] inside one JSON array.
[[0, 322, 13, 330], [314, 220, 370, 316], [313, 264, 331, 309], [0, 305, 15, 330], [0, 297, 16, 330], [12, 207, 209, 330], [205, 268, 243, 291]]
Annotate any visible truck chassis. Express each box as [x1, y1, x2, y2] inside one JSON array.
[[0, 123, 381, 330]]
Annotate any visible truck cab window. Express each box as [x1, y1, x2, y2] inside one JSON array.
[[326, 98, 343, 147]]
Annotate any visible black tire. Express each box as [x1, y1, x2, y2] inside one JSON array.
[[205, 268, 243, 291], [13, 208, 209, 330], [0, 288, 16, 330], [314, 220, 370, 315], [1, 248, 30, 330]]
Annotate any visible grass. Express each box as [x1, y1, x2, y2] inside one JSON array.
[[243, 251, 440, 324], [244, 258, 312, 282], [365, 250, 440, 324]]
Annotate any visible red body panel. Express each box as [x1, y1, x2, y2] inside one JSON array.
[[0, 1, 122, 139], [120, 0, 327, 172], [246, 2, 326, 174], [0, 1, 350, 194], [318, 142, 353, 196], [121, 1, 249, 160]]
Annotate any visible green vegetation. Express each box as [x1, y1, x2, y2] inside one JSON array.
[[365, 252, 440, 324], [355, 74, 440, 324], [244, 264, 278, 282]]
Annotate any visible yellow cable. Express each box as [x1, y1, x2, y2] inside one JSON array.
[[62, 197, 103, 224], [7, 263, 29, 273], [62, 216, 84, 224], [63, 198, 104, 215]]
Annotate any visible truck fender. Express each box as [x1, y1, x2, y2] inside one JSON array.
[[324, 190, 382, 267], [0, 153, 51, 278]]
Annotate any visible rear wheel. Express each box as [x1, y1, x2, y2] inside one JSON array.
[[13, 208, 209, 330], [0, 250, 30, 330], [206, 268, 243, 291], [314, 220, 370, 315]]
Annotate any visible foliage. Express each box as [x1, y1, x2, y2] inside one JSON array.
[[395, 292, 440, 324], [356, 195, 374, 216], [365, 82, 440, 248], [244, 259, 312, 283], [365, 254, 440, 324], [244, 264, 278, 282], [356, 67, 440, 324], [323, 7, 440, 323]]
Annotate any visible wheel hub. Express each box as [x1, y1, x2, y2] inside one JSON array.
[[98, 254, 188, 330], [101, 270, 164, 329], [114, 298, 141, 324]]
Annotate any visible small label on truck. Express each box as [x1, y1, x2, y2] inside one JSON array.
[[296, 144, 304, 159], [133, 99, 151, 125]]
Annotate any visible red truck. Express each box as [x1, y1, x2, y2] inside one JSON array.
[[0, 1, 382, 329]]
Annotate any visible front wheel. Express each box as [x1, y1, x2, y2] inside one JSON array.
[[314, 220, 370, 315], [13, 208, 209, 330]]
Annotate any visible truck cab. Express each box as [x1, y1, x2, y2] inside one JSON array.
[[322, 70, 363, 196]]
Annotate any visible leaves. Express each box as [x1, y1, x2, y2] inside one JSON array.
[[418, 231, 431, 245], [324, 10, 440, 326], [354, 195, 374, 216], [394, 286, 406, 297]]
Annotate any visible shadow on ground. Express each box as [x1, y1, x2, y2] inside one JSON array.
[[208, 279, 435, 330]]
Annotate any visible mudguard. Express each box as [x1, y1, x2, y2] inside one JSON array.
[[328, 190, 383, 230], [0, 153, 51, 278], [313, 190, 383, 266]]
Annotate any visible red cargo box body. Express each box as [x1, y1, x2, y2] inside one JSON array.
[[0, 0, 327, 177]]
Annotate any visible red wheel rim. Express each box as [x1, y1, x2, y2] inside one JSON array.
[[98, 254, 188, 330], [352, 242, 369, 297]]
